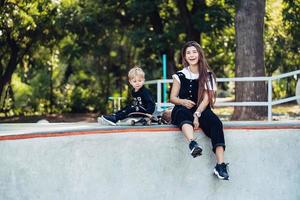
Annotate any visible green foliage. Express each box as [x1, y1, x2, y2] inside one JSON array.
[[0, 0, 298, 117], [11, 74, 33, 115], [265, 0, 300, 99]]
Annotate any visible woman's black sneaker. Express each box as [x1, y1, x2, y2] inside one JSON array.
[[189, 140, 203, 158], [214, 163, 229, 180]]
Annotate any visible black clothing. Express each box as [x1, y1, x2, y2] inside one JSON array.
[[114, 86, 155, 120], [171, 70, 225, 153], [177, 72, 199, 105], [171, 71, 198, 125], [131, 86, 155, 114]]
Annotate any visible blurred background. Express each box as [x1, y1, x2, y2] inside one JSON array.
[[0, 0, 299, 122]]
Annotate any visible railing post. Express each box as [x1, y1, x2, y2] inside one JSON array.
[[162, 54, 167, 104], [157, 81, 162, 111], [117, 97, 122, 111], [268, 79, 272, 121]]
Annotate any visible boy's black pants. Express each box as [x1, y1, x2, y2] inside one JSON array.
[[114, 105, 147, 121]]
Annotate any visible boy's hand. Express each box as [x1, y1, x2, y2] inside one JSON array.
[[181, 99, 196, 109]]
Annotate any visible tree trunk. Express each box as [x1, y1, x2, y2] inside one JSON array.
[[175, 0, 203, 43], [166, 48, 176, 78], [232, 0, 267, 120], [0, 40, 19, 109], [148, 3, 177, 78]]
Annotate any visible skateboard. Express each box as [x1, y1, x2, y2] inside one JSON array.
[[125, 112, 162, 126]]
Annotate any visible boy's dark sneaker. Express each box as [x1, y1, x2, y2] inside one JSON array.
[[101, 115, 117, 126], [189, 140, 203, 158], [214, 163, 229, 180]]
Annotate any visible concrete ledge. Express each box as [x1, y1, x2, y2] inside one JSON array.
[[0, 121, 299, 141], [1, 129, 300, 200]]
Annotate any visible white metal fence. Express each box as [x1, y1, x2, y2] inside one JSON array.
[[145, 70, 300, 121]]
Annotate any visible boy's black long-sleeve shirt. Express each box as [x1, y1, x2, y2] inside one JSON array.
[[131, 86, 155, 114]]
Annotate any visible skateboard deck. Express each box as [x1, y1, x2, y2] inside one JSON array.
[[98, 112, 168, 126], [124, 112, 162, 126]]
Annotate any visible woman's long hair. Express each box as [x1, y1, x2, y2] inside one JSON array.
[[181, 41, 216, 107]]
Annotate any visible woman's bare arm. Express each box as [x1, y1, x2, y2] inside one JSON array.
[[195, 91, 209, 114]]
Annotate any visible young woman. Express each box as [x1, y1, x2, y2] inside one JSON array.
[[170, 41, 229, 180]]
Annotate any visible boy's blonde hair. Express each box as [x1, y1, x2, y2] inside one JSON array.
[[128, 67, 145, 80]]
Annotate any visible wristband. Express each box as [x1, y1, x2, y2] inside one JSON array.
[[193, 111, 201, 118]]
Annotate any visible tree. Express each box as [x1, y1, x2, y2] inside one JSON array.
[[0, 1, 61, 111], [0, 0, 239, 117], [232, 0, 268, 120]]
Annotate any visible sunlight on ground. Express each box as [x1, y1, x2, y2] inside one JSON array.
[[214, 103, 300, 121]]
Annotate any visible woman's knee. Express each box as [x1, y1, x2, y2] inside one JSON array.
[[214, 118, 223, 128], [180, 121, 194, 129], [203, 115, 223, 128]]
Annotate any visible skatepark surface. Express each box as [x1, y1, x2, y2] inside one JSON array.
[[0, 121, 300, 200]]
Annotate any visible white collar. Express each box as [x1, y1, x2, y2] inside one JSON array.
[[179, 67, 199, 80]]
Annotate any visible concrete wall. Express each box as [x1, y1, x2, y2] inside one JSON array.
[[0, 129, 300, 200]]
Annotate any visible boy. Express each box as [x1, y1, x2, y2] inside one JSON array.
[[100, 67, 155, 126]]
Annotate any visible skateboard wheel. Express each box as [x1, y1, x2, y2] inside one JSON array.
[[141, 119, 147, 125], [131, 120, 135, 125]]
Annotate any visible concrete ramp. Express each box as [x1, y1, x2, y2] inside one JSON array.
[[0, 124, 300, 200]]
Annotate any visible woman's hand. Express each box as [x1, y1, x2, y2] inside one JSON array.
[[181, 99, 196, 109], [193, 116, 199, 130]]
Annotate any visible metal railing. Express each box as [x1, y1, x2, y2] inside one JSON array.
[[145, 70, 300, 121], [108, 96, 126, 112]]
